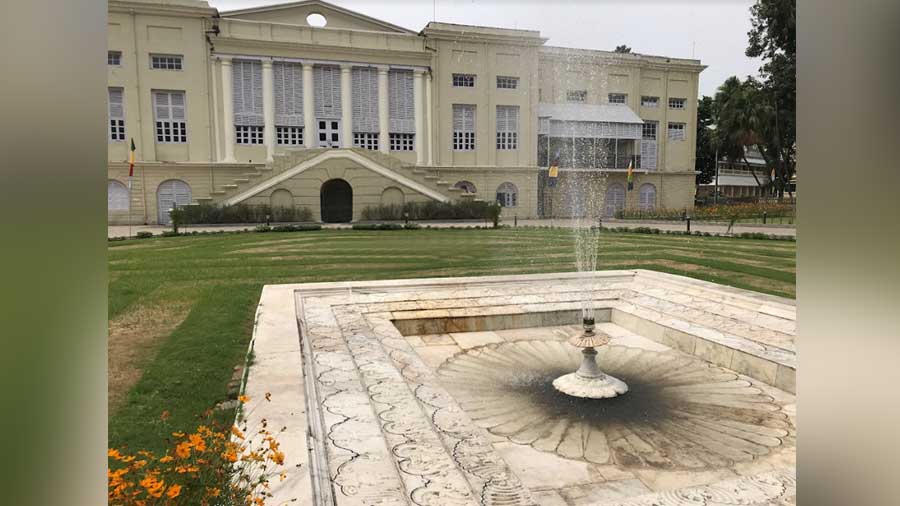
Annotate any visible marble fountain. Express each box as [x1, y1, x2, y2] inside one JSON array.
[[240, 269, 796, 506]]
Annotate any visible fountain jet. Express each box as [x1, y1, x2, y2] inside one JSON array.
[[553, 317, 628, 399]]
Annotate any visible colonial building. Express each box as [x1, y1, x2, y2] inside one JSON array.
[[107, 0, 705, 224]]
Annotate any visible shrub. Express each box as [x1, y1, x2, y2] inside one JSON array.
[[108, 396, 288, 506], [254, 225, 272, 233], [615, 202, 796, 222], [403, 223, 421, 230], [352, 223, 404, 230], [360, 200, 498, 221], [270, 224, 321, 232], [136, 231, 153, 239], [161, 230, 180, 237], [170, 204, 313, 225]]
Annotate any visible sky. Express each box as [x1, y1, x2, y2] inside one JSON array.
[[211, 0, 763, 97]]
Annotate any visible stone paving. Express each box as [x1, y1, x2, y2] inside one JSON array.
[[243, 270, 796, 505]]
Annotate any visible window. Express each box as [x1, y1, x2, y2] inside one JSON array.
[[274, 62, 304, 140], [353, 132, 379, 150], [150, 54, 182, 70], [276, 126, 303, 146], [639, 183, 657, 210], [608, 93, 627, 104], [233, 60, 264, 142], [668, 97, 686, 109], [642, 121, 657, 140], [496, 182, 518, 207], [352, 67, 379, 144], [390, 133, 414, 151], [152, 91, 187, 143], [496, 105, 518, 150], [567, 90, 587, 102], [453, 104, 475, 151], [641, 96, 659, 107], [313, 65, 341, 118], [454, 181, 476, 194], [108, 51, 121, 66], [388, 69, 415, 140], [108, 88, 125, 141], [496, 76, 519, 89], [452, 74, 475, 87], [108, 180, 129, 211], [236, 125, 264, 145], [667, 122, 686, 141]]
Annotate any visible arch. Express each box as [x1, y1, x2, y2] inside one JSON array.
[[156, 179, 191, 225], [454, 180, 477, 194], [270, 188, 294, 209], [496, 182, 518, 208], [108, 180, 129, 211], [381, 186, 405, 207], [639, 183, 657, 211], [320, 179, 353, 223], [604, 183, 626, 217]]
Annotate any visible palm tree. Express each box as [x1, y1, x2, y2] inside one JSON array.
[[715, 77, 773, 189]]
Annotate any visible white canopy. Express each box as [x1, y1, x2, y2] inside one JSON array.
[[538, 103, 644, 124]]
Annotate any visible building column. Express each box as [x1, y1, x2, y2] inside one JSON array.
[[413, 69, 425, 165], [302, 62, 315, 148], [377, 65, 390, 154], [262, 58, 275, 162], [340, 64, 353, 148], [425, 71, 433, 165], [220, 56, 236, 162]]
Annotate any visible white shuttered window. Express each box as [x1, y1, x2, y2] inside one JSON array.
[[388, 69, 414, 134], [274, 62, 304, 145], [108, 88, 125, 141], [313, 65, 341, 118], [233, 60, 263, 144], [453, 104, 475, 151], [352, 67, 379, 134], [667, 122, 686, 141], [153, 91, 187, 143], [496, 105, 518, 150]]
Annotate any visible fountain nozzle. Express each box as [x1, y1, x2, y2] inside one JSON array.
[[582, 317, 595, 335]]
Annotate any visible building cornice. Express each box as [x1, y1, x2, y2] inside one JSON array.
[[422, 23, 547, 47], [212, 51, 430, 71], [212, 39, 430, 66], [220, 0, 417, 35], [108, 0, 217, 18], [540, 46, 706, 73]]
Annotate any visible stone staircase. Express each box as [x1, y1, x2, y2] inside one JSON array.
[[193, 148, 477, 206]]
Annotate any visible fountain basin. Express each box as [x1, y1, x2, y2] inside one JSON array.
[[242, 270, 797, 506]]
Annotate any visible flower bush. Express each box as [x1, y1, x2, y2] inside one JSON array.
[[170, 204, 313, 225], [108, 395, 287, 506], [360, 200, 497, 221]]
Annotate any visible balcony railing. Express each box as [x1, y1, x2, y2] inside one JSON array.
[[537, 151, 642, 170]]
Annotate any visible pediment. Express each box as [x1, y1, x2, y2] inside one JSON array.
[[221, 0, 415, 34]]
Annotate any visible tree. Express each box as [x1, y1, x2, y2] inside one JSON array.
[[695, 96, 718, 185], [715, 76, 773, 188], [614, 45, 631, 53], [745, 0, 796, 198]]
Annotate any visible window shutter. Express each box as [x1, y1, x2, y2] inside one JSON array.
[[108, 88, 124, 119], [233, 60, 263, 126], [170, 92, 185, 121], [453, 105, 463, 131], [352, 67, 378, 132], [496, 106, 518, 133], [496, 106, 506, 132], [314, 65, 341, 118], [274, 62, 303, 127], [464, 105, 475, 132], [388, 70, 414, 133], [154, 92, 170, 120]]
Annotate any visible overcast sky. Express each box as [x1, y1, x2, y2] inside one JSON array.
[[211, 0, 763, 97]]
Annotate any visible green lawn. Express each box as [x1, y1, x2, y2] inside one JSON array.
[[108, 227, 795, 453]]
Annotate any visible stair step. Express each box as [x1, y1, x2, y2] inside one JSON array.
[[412, 169, 427, 175], [258, 166, 273, 171], [244, 172, 262, 178], [223, 184, 238, 190], [210, 190, 226, 195], [424, 175, 440, 181], [436, 180, 449, 185], [195, 197, 214, 202], [234, 178, 250, 183]]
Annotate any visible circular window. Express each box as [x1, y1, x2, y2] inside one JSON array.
[[306, 13, 327, 27]]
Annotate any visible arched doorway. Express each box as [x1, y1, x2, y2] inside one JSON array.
[[157, 179, 192, 225], [320, 179, 353, 223], [604, 183, 625, 217]]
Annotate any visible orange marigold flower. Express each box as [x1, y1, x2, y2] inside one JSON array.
[[238, 395, 251, 403], [175, 442, 191, 459], [159, 455, 174, 463], [231, 426, 245, 440], [207, 487, 221, 497], [121, 455, 135, 463], [166, 484, 182, 498], [108, 449, 123, 460], [189, 433, 207, 451], [172, 431, 185, 438], [222, 450, 237, 463], [271, 450, 285, 465]]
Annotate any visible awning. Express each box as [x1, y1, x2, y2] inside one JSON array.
[[538, 103, 644, 124]]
